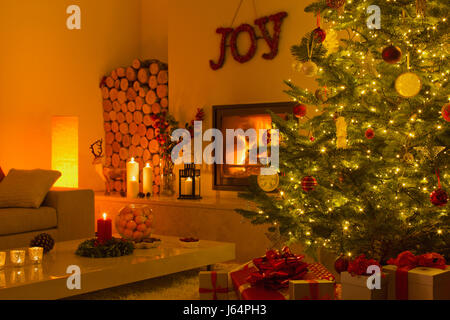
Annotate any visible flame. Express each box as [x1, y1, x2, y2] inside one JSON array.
[[103, 213, 107, 220]]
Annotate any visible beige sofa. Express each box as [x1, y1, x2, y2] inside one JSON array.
[[0, 189, 95, 250]]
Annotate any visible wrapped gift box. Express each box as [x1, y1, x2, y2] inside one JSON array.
[[230, 262, 288, 300], [230, 261, 335, 300], [289, 280, 335, 300], [199, 271, 229, 300], [341, 271, 389, 300], [384, 265, 450, 300]]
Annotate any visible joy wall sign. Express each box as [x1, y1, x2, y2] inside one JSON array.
[[209, 11, 288, 70]]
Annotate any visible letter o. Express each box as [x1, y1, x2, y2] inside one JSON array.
[[230, 24, 257, 63]]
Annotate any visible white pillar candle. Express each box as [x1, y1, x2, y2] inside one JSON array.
[[128, 176, 139, 199], [143, 163, 153, 195], [127, 157, 139, 195], [184, 177, 193, 195]]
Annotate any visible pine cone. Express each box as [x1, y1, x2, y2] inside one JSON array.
[[30, 233, 55, 254]]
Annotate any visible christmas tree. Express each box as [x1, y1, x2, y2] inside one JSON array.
[[236, 0, 449, 263]]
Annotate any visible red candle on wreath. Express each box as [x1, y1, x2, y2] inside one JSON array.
[[97, 213, 112, 243]]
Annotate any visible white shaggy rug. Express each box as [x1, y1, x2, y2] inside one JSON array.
[[68, 263, 240, 300]]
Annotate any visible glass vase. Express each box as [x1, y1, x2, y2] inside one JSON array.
[[115, 204, 154, 242], [161, 157, 176, 196]]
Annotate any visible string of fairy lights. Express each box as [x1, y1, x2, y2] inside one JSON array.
[[258, 0, 449, 257]]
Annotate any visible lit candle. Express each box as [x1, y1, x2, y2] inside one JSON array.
[[143, 163, 153, 195], [97, 213, 112, 243], [10, 250, 26, 267], [127, 157, 139, 197], [128, 176, 139, 199], [28, 247, 44, 264]]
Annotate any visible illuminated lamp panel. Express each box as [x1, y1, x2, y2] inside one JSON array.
[[51, 116, 79, 188]]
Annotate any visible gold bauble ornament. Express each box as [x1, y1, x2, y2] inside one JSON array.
[[403, 152, 415, 164], [302, 61, 318, 77], [292, 61, 303, 72], [395, 72, 422, 98], [323, 29, 339, 56]]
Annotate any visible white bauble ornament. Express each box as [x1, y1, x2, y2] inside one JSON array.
[[302, 61, 318, 77], [395, 72, 422, 98]]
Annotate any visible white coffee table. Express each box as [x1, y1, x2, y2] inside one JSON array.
[[0, 235, 235, 300]]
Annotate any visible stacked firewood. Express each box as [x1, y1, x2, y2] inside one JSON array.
[[101, 59, 168, 195]]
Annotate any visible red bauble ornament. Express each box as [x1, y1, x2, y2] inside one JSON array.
[[293, 104, 307, 118], [313, 27, 326, 43], [326, 0, 345, 9], [442, 103, 450, 122], [301, 176, 317, 192], [382, 45, 402, 64], [334, 255, 350, 274], [310, 136, 316, 142], [430, 188, 448, 207], [365, 128, 375, 139]]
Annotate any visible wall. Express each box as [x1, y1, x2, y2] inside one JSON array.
[[140, 0, 169, 62], [0, 0, 142, 190], [168, 0, 317, 198]]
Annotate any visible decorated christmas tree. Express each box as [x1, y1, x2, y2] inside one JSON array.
[[237, 0, 449, 263]]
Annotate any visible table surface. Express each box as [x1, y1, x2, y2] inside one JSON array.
[[0, 235, 235, 300]]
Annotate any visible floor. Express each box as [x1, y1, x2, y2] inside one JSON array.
[[68, 263, 240, 300]]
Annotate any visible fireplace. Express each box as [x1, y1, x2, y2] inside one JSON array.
[[212, 102, 294, 191]]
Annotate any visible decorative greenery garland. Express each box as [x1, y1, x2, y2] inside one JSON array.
[[75, 238, 134, 258]]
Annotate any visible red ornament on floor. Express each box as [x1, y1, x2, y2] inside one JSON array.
[[442, 103, 450, 122], [301, 176, 317, 192], [382, 45, 402, 64], [365, 128, 375, 139], [430, 188, 448, 207], [293, 104, 307, 118], [334, 255, 350, 274]]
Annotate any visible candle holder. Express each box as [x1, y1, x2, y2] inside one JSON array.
[[11, 268, 26, 284], [0, 252, 5, 269], [10, 250, 26, 267], [28, 247, 44, 264], [178, 164, 201, 200]]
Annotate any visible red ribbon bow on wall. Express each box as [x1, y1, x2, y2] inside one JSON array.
[[247, 247, 308, 290], [386, 251, 446, 300], [199, 271, 228, 300]]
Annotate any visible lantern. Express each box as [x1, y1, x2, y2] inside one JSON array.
[[178, 164, 201, 199]]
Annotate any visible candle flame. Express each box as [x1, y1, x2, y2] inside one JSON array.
[[146, 163, 151, 168], [103, 213, 107, 220], [186, 177, 192, 181], [130, 157, 135, 162]]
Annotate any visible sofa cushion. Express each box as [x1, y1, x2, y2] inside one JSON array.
[[0, 169, 61, 208], [0, 207, 57, 236]]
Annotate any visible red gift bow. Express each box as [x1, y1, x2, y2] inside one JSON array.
[[301, 280, 332, 300], [347, 254, 381, 276], [199, 271, 228, 300], [386, 251, 446, 300], [247, 247, 308, 290]]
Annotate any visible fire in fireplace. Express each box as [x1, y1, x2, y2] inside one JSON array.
[[212, 102, 294, 191]]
